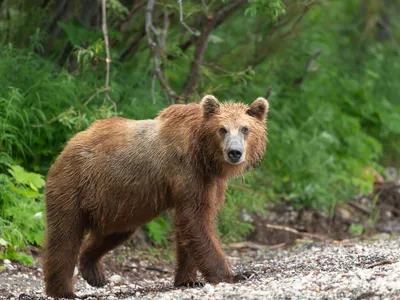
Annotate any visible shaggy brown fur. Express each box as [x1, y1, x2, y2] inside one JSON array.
[[42, 95, 269, 298]]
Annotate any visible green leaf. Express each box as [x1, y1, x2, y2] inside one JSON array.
[[8, 165, 45, 191], [57, 18, 101, 46], [8, 251, 35, 266], [349, 223, 364, 237], [146, 217, 170, 245], [209, 34, 224, 44]]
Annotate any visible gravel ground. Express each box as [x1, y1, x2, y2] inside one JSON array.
[[1, 235, 400, 300]]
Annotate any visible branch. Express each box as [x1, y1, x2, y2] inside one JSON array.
[[182, 24, 213, 99], [120, 11, 176, 61], [84, 87, 109, 106], [151, 73, 157, 104], [212, 0, 247, 23], [265, 224, 332, 242], [178, 0, 199, 35], [119, 26, 146, 60], [119, 0, 146, 32], [182, 0, 246, 99], [201, 0, 209, 12], [160, 9, 170, 54], [31, 115, 63, 128], [377, 19, 400, 56], [306, 49, 322, 72], [40, 0, 51, 9], [168, 0, 246, 61], [294, 49, 322, 86], [146, 0, 181, 103], [32, 87, 110, 128], [251, 1, 318, 67], [101, 0, 117, 112], [347, 200, 372, 216], [265, 87, 273, 99], [365, 259, 397, 269]]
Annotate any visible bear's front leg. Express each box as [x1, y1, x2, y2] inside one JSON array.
[[174, 204, 235, 285], [174, 241, 202, 287]]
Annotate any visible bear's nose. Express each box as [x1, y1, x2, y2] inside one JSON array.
[[227, 148, 242, 163]]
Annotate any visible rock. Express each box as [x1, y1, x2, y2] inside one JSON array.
[[109, 274, 122, 283], [3, 259, 14, 270], [17, 293, 31, 300], [336, 206, 352, 221], [3, 236, 400, 300], [130, 228, 149, 246], [112, 286, 121, 292], [241, 209, 253, 222], [203, 284, 215, 293]]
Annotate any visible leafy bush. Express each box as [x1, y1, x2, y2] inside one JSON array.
[[144, 215, 173, 246], [0, 162, 45, 265]]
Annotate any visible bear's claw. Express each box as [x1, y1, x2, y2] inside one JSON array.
[[233, 270, 257, 282], [80, 262, 108, 287], [175, 281, 206, 288]]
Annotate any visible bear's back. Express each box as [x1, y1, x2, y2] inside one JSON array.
[[48, 117, 165, 188]]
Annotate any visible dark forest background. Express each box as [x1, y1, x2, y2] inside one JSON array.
[[0, 0, 400, 264]]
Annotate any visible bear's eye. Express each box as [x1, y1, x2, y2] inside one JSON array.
[[219, 127, 228, 135], [241, 126, 250, 136]]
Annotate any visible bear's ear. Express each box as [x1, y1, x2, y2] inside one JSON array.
[[200, 95, 220, 118], [247, 97, 269, 121]]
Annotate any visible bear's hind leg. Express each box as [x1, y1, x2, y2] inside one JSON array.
[[79, 230, 134, 287], [43, 212, 84, 299]]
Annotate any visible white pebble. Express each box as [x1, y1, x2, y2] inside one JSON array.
[[110, 274, 122, 283], [203, 283, 215, 293]]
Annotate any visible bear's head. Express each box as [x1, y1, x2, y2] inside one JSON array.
[[199, 95, 269, 176]]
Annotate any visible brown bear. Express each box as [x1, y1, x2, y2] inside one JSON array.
[[42, 95, 269, 298]]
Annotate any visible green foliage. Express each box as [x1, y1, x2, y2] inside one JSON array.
[[0, 45, 121, 172], [29, 28, 46, 55], [106, 0, 129, 20], [58, 19, 102, 47], [219, 170, 273, 242], [0, 162, 45, 264], [349, 223, 364, 237], [245, 0, 286, 21], [8, 165, 45, 192], [145, 216, 172, 246], [0, 244, 35, 266]]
